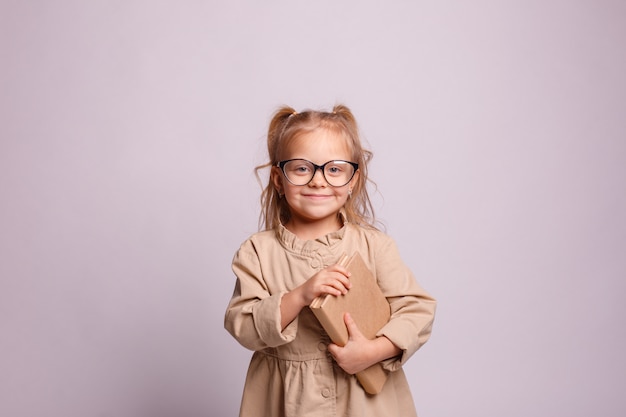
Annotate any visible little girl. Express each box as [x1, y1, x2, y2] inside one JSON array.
[[224, 104, 436, 417]]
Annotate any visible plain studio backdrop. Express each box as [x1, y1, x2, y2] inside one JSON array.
[[1, 1, 625, 416]]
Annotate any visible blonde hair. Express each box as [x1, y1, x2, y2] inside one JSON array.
[[255, 104, 376, 231]]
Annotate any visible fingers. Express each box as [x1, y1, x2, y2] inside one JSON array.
[[321, 281, 348, 296], [329, 263, 352, 279], [316, 264, 351, 295], [304, 264, 352, 301], [343, 313, 363, 340], [344, 312, 355, 327]]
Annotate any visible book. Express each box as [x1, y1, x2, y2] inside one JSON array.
[[309, 252, 391, 394]]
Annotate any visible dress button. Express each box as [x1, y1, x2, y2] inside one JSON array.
[[318, 342, 327, 351], [310, 259, 320, 269], [321, 388, 331, 398]]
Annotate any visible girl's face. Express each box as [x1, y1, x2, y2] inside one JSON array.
[[272, 127, 359, 239]]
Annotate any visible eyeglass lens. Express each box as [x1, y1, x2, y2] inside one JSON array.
[[282, 160, 356, 187]]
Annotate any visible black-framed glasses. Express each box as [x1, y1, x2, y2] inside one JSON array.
[[277, 159, 359, 187]]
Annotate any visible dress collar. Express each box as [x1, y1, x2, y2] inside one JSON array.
[[276, 211, 348, 254]]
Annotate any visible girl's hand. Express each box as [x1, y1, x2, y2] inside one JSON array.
[[328, 313, 401, 375], [298, 263, 352, 305], [280, 263, 351, 330]]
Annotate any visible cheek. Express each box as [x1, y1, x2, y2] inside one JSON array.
[[282, 183, 300, 200], [334, 187, 351, 200]]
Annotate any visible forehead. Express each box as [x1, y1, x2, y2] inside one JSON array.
[[283, 128, 352, 162]]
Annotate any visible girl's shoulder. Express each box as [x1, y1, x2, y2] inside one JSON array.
[[239, 229, 279, 249], [346, 222, 396, 247], [248, 228, 276, 240], [233, 229, 281, 263]]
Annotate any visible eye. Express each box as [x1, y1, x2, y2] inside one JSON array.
[[286, 161, 313, 175], [326, 162, 346, 176]]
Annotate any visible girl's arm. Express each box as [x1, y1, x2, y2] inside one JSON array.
[[225, 243, 289, 351], [279, 288, 308, 330], [324, 232, 436, 373], [225, 240, 352, 349], [372, 236, 437, 370]]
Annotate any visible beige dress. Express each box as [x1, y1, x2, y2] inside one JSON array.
[[224, 220, 436, 417]]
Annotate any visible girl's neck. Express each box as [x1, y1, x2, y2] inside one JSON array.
[[284, 215, 343, 241]]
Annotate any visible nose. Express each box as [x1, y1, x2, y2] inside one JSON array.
[[308, 167, 327, 186]]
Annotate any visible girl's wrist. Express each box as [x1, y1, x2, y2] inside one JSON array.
[[371, 336, 401, 363], [285, 286, 308, 312]]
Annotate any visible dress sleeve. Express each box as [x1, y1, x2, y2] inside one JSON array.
[[373, 235, 437, 371], [224, 239, 298, 351]]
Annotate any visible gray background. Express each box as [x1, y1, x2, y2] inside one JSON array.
[[1, 1, 625, 416]]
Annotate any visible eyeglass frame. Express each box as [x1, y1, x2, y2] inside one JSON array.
[[276, 158, 359, 187]]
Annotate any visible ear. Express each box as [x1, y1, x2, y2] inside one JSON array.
[[271, 166, 284, 195]]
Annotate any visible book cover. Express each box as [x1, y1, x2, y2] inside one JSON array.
[[309, 252, 391, 394]]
